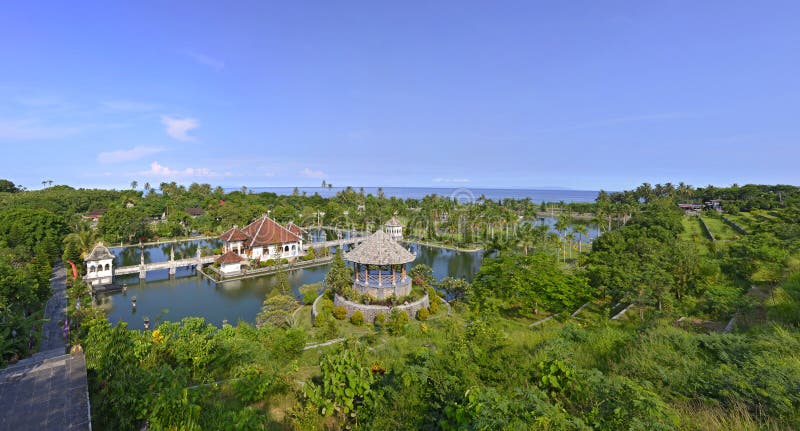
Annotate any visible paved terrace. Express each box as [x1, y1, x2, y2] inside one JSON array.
[[0, 264, 90, 431], [0, 349, 90, 430]]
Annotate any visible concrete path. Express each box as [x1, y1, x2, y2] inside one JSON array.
[[303, 338, 345, 351], [41, 264, 68, 352], [0, 351, 90, 430], [0, 263, 90, 430]]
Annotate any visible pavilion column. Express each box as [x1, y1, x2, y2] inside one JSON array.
[[392, 265, 396, 285], [364, 264, 368, 284], [378, 265, 382, 286], [402, 264, 406, 281]]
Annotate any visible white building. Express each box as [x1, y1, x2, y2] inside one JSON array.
[[85, 243, 115, 286], [219, 215, 304, 262], [384, 217, 403, 241], [216, 251, 244, 275]]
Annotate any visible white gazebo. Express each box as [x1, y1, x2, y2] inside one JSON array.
[[384, 217, 403, 240], [85, 243, 115, 286]]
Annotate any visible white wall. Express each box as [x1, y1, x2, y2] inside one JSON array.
[[86, 258, 114, 285], [220, 262, 241, 275]]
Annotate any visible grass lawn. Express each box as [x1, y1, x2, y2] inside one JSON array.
[[701, 216, 741, 241], [680, 216, 712, 253], [722, 213, 757, 232]]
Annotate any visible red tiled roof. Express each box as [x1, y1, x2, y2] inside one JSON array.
[[241, 215, 302, 248], [82, 209, 107, 219], [216, 251, 244, 264], [286, 222, 307, 236], [220, 227, 248, 242]]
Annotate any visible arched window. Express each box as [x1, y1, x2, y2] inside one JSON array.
[[284, 245, 289, 252], [105, 264, 110, 271], [89, 265, 96, 273], [291, 244, 296, 251]]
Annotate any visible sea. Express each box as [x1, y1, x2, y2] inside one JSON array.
[[226, 187, 599, 203]]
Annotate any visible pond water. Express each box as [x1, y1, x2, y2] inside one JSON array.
[[99, 240, 484, 329], [98, 218, 595, 329]]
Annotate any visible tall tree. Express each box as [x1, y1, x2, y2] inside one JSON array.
[[324, 248, 351, 292]]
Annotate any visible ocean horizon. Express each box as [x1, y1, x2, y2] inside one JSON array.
[[223, 186, 600, 203]]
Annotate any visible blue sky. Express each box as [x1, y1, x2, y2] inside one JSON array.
[[1, 1, 798, 191]]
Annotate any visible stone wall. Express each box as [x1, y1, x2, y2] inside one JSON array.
[[353, 280, 412, 299], [333, 293, 430, 323], [311, 293, 324, 325]]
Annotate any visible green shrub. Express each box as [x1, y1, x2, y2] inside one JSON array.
[[428, 287, 442, 314], [333, 306, 347, 320], [417, 307, 430, 320], [388, 308, 409, 335], [350, 310, 364, 326], [321, 298, 334, 315], [374, 313, 387, 331], [313, 312, 327, 328], [299, 283, 322, 305], [322, 317, 338, 339]]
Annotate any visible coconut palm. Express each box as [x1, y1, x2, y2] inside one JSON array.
[[516, 223, 535, 255], [63, 222, 98, 258], [572, 224, 589, 254], [554, 215, 570, 262]]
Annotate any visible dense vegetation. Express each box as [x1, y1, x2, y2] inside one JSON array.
[[3, 179, 800, 429]]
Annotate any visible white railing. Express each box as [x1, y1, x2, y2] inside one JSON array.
[[356, 274, 410, 287]]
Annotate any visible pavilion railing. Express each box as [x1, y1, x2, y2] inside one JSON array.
[[356, 274, 410, 287]]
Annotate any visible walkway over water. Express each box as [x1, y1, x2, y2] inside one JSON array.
[[112, 231, 368, 282], [115, 254, 218, 278]]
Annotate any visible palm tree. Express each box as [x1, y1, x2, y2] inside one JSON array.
[[546, 232, 560, 256], [516, 223, 535, 255], [41, 180, 47, 189], [63, 222, 98, 258], [573, 224, 589, 254], [533, 224, 549, 252], [130, 180, 138, 190], [554, 215, 570, 262], [566, 232, 576, 260], [47, 180, 53, 187]]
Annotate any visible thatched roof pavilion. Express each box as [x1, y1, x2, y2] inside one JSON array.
[[344, 229, 414, 265], [344, 230, 415, 299]]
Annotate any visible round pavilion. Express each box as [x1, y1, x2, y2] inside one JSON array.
[[344, 229, 415, 300]]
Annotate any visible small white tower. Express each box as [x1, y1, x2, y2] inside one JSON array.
[[85, 243, 115, 286], [384, 217, 403, 241]]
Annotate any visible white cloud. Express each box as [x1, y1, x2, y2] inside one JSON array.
[[161, 116, 198, 141], [98, 146, 164, 164], [433, 177, 470, 183], [144, 161, 217, 178], [102, 100, 157, 112], [188, 52, 225, 70], [299, 167, 326, 179]]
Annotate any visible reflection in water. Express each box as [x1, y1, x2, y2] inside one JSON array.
[[110, 239, 222, 265], [101, 240, 482, 329]]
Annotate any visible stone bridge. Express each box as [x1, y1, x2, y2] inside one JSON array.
[[114, 248, 218, 279]]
